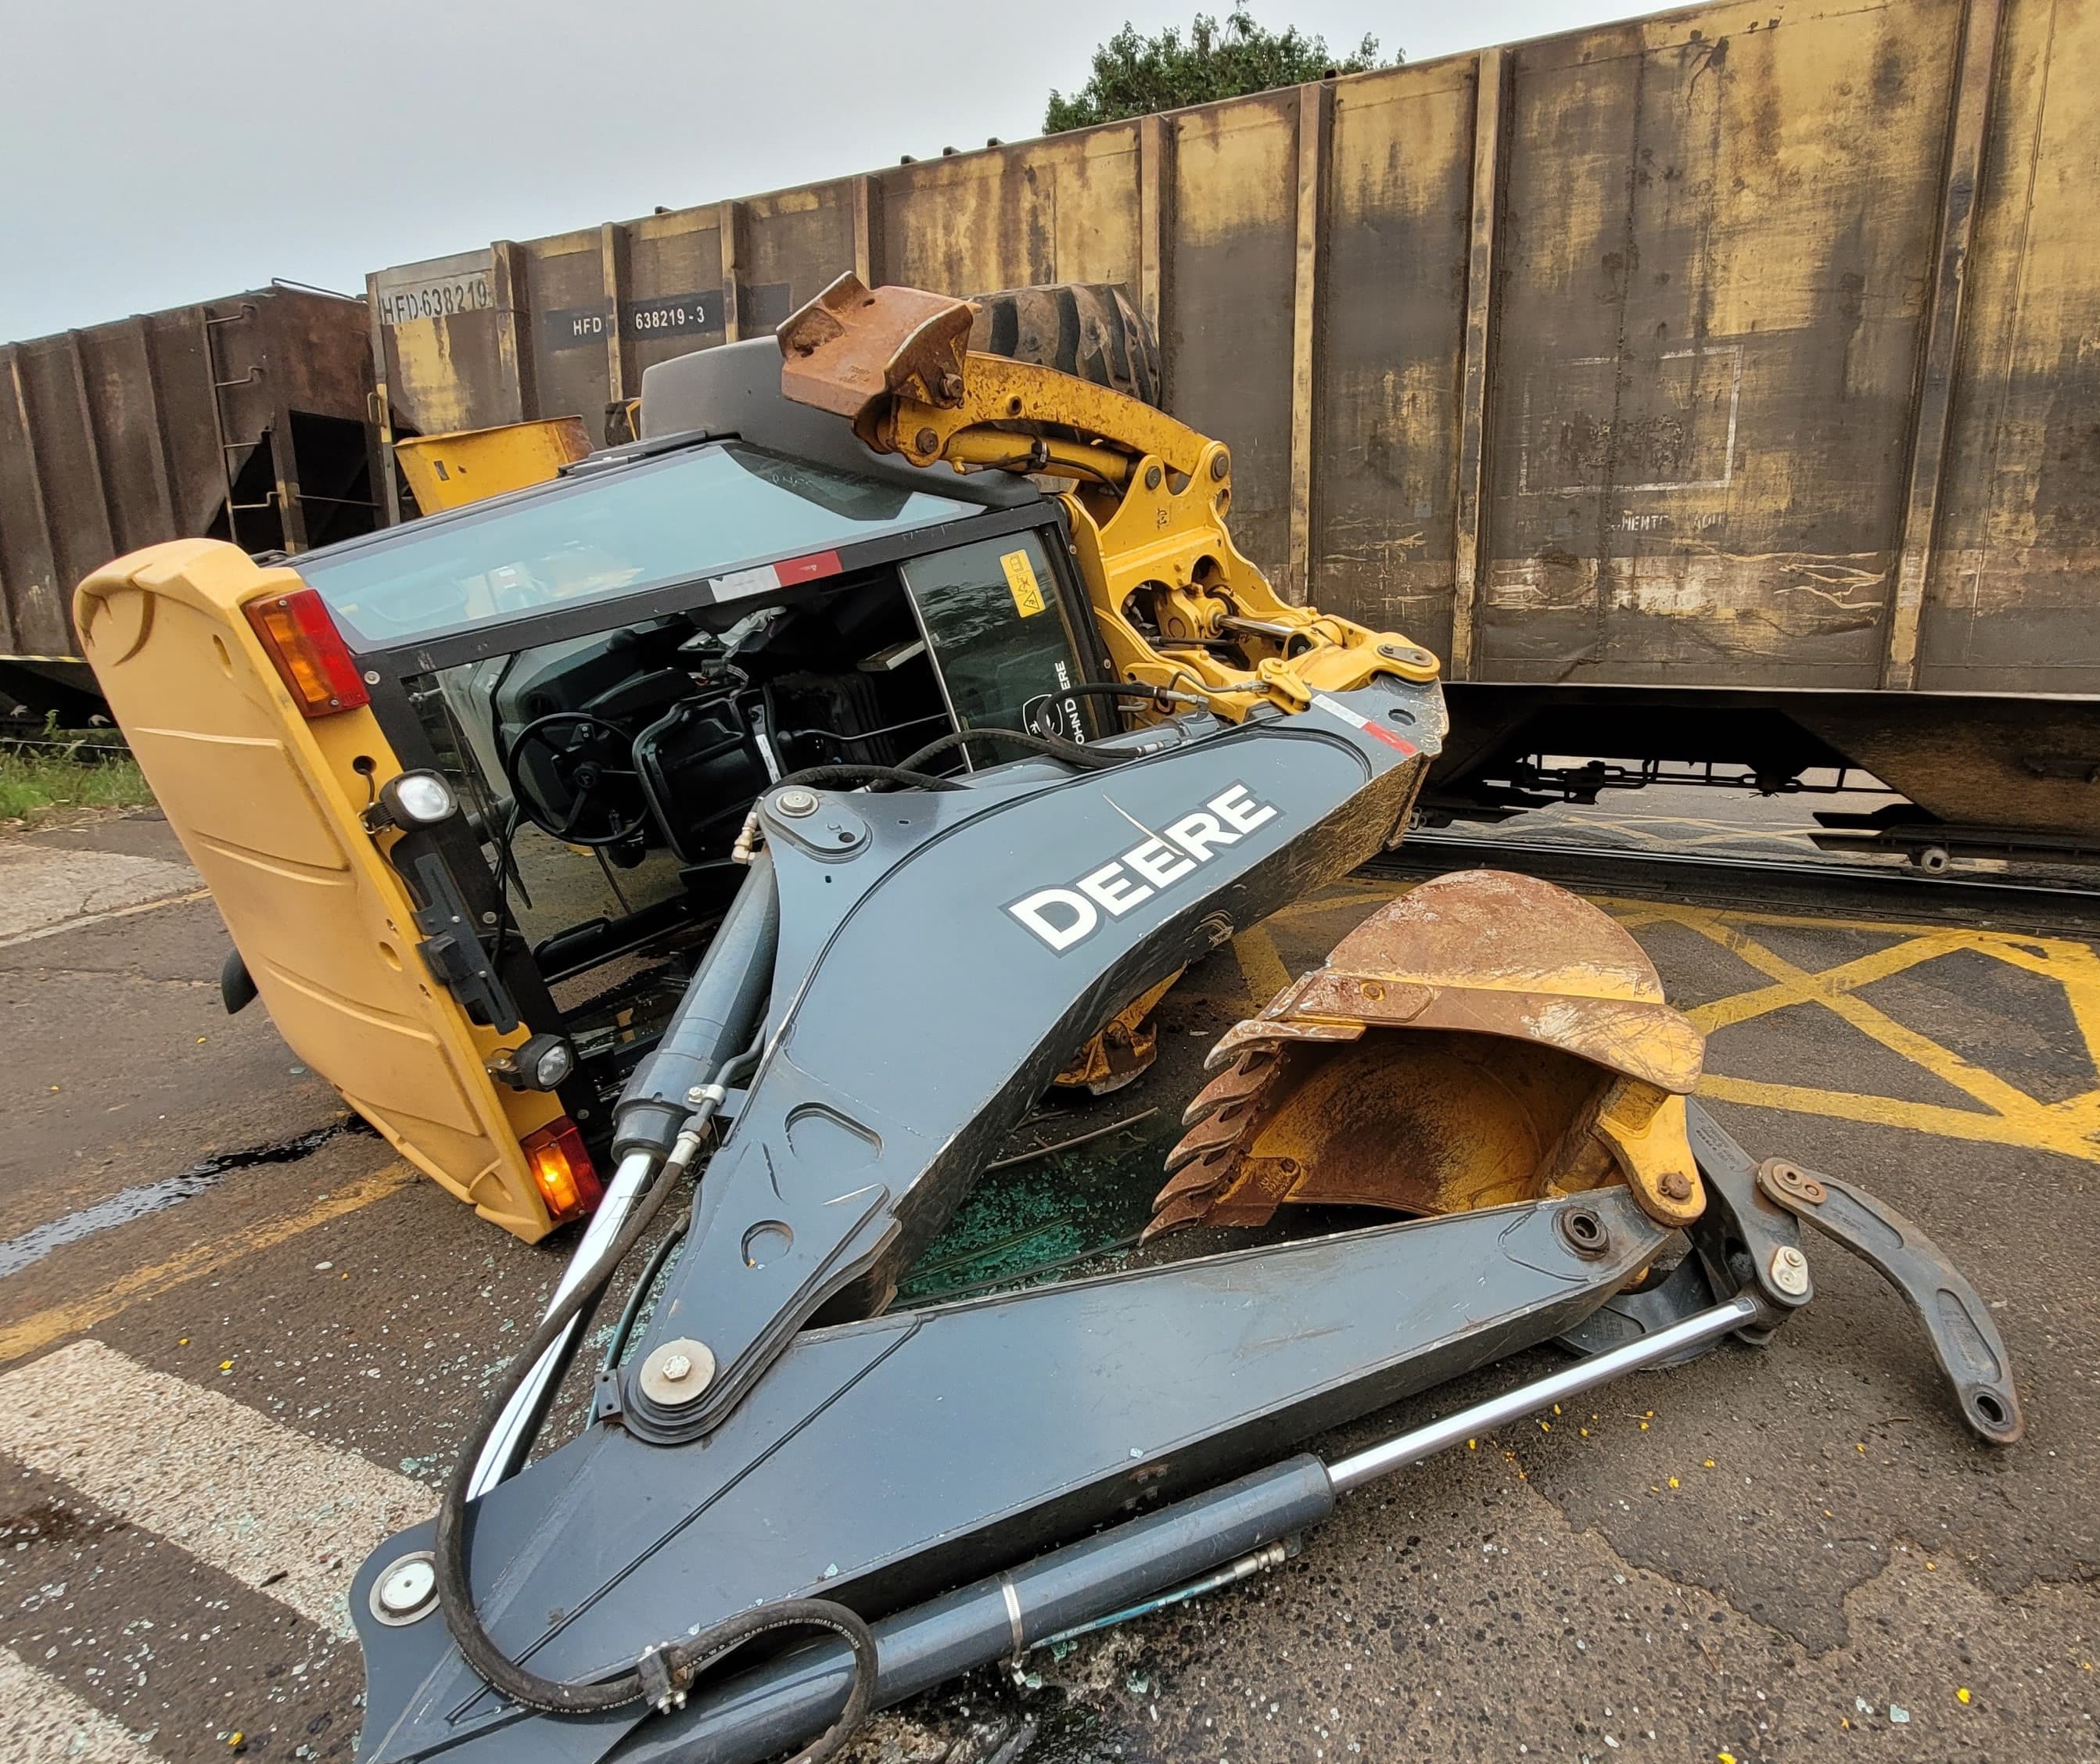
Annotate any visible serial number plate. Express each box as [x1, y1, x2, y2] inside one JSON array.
[[623, 295, 717, 337], [375, 276, 493, 325]]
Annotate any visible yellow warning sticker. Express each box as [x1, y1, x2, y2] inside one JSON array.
[[1001, 548, 1046, 618]]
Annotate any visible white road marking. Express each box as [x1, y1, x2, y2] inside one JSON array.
[[0, 1341, 433, 1638], [0, 1641, 165, 1762], [0, 846, 202, 942], [0, 887, 212, 952]]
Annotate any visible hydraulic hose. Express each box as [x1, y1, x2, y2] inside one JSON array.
[[771, 762, 964, 793], [1052, 680, 1201, 712], [896, 725, 1126, 774], [764, 722, 1147, 816], [433, 1069, 878, 1758], [731, 726, 1140, 873], [599, 1206, 691, 1376]]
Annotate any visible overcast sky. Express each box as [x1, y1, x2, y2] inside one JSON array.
[[1, 0, 1657, 342]]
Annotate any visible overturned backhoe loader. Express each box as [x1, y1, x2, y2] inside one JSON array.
[[77, 276, 2019, 1764]]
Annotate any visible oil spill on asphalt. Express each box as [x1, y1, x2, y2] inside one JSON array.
[[0, 1120, 361, 1278]]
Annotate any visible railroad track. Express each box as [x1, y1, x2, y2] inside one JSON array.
[[1368, 830, 2100, 927]]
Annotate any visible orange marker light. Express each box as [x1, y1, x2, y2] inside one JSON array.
[[522, 1117, 601, 1223], [243, 588, 370, 718]]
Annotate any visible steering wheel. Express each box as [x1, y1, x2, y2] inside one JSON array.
[[502, 712, 653, 848]]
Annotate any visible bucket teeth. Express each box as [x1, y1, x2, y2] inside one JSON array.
[[1150, 1048, 1295, 1234], [1144, 1173, 1236, 1236], [1154, 1142, 1233, 1202], [1178, 1046, 1280, 1128], [1204, 1015, 1360, 1073], [1145, 1138, 1275, 1239], [1144, 871, 1709, 1240], [1160, 1107, 1247, 1175], [1161, 1042, 1298, 1191]]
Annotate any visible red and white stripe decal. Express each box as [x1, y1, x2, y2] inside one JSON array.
[[711, 550, 844, 601], [774, 550, 843, 586], [1312, 692, 1418, 755]]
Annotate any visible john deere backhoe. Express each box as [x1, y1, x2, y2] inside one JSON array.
[[76, 277, 2022, 1764]]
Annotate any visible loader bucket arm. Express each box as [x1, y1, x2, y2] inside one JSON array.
[[776, 273, 1214, 484], [774, 275, 1441, 723]]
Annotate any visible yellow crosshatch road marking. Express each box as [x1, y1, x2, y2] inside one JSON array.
[[1600, 898, 2100, 1164], [1251, 879, 2100, 1165], [1230, 926, 1293, 1010]]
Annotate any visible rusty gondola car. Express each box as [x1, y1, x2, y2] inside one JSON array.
[[360, 0, 2100, 866], [0, 283, 379, 720]]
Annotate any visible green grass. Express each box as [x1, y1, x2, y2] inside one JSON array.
[[0, 732, 156, 823]]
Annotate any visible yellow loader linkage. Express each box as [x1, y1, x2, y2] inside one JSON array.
[[777, 274, 1441, 723]]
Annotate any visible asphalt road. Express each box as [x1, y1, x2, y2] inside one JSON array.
[[0, 808, 2095, 1764]]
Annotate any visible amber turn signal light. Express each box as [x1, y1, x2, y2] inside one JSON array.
[[243, 588, 370, 718], [521, 1117, 601, 1224]]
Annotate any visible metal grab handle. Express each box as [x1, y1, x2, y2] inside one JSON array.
[[1757, 1160, 2023, 1444]]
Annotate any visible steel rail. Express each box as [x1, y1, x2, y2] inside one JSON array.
[[1379, 832, 2100, 909]]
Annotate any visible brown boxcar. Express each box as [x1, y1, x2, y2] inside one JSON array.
[[356, 0, 2100, 855], [0, 284, 378, 715]]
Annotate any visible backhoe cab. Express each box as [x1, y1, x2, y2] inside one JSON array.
[[76, 277, 1438, 1239]]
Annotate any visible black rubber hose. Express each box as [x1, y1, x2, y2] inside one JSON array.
[[771, 762, 964, 793], [1053, 681, 1199, 710], [774, 725, 1140, 800], [599, 1206, 690, 1376], [432, 1081, 878, 1757], [896, 726, 1127, 775]]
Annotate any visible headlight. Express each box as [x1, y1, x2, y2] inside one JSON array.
[[489, 1031, 576, 1092], [529, 1038, 575, 1088], [379, 769, 458, 829]]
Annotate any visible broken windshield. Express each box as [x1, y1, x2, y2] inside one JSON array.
[[296, 441, 975, 647]]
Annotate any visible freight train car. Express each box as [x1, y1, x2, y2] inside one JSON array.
[[358, 0, 2100, 865], [0, 284, 378, 719], [361, 0, 2100, 861]]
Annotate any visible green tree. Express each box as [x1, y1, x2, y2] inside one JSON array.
[[1046, 7, 1398, 133]]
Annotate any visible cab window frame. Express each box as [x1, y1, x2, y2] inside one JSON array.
[[339, 491, 1106, 1143]]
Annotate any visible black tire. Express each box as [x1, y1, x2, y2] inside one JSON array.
[[967, 283, 1161, 408]]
